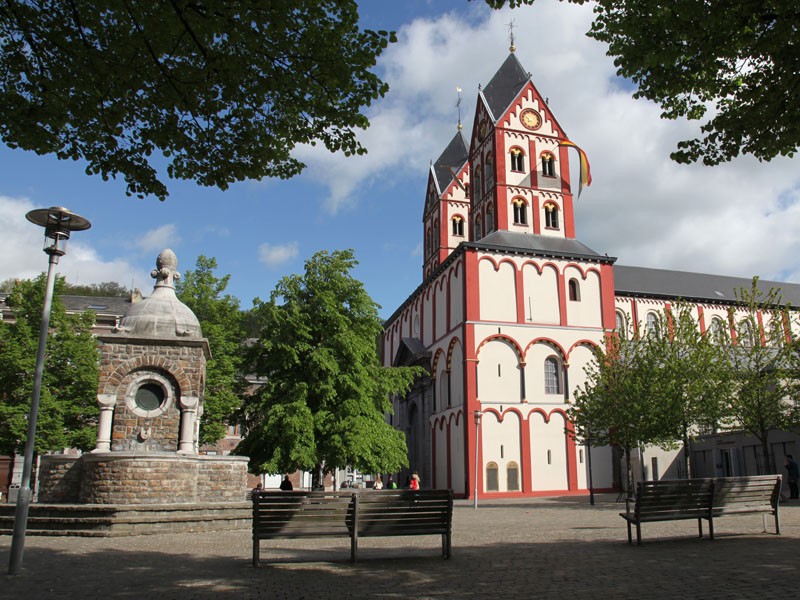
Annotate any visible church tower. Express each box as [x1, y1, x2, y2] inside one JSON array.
[[470, 51, 578, 241], [422, 130, 469, 278]]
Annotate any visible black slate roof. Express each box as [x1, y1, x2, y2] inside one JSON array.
[[614, 265, 800, 307], [432, 131, 469, 195], [482, 53, 530, 121], [468, 230, 613, 263]]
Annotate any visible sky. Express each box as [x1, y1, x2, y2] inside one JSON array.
[[2, 0, 800, 319]]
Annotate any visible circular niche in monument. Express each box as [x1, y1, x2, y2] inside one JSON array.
[[125, 372, 174, 418]]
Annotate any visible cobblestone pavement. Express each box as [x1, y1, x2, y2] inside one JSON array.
[[2, 494, 799, 599]]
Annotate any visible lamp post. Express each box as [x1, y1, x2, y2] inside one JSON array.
[[473, 410, 482, 510], [8, 207, 91, 576]]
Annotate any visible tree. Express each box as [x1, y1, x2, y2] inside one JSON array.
[[0, 275, 100, 454], [237, 249, 424, 486], [718, 278, 800, 474], [0, 1, 395, 199], [569, 327, 670, 495], [649, 302, 729, 478], [62, 281, 130, 297], [485, 0, 800, 165], [175, 256, 245, 446]]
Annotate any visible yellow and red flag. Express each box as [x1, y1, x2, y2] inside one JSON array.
[[559, 140, 592, 198]]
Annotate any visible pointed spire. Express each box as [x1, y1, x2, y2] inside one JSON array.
[[507, 19, 516, 53]]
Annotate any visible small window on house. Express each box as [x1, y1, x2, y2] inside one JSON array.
[[544, 356, 562, 394], [507, 461, 520, 491], [568, 278, 580, 301], [544, 203, 559, 229], [452, 216, 464, 237], [513, 198, 527, 225], [510, 148, 525, 172], [541, 152, 555, 177], [486, 461, 499, 492]]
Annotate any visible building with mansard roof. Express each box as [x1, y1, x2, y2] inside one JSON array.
[[382, 50, 800, 499]]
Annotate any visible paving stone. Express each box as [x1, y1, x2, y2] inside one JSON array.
[[1, 494, 798, 599]]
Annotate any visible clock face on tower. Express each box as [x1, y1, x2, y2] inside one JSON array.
[[520, 109, 542, 131]]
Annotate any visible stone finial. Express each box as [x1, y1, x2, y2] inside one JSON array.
[[151, 249, 181, 289]]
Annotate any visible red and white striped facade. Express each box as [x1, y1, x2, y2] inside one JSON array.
[[383, 53, 617, 498]]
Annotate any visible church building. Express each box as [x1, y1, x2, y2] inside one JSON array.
[[381, 50, 800, 499]]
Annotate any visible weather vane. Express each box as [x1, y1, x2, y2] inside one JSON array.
[[456, 86, 463, 131], [508, 19, 516, 53]]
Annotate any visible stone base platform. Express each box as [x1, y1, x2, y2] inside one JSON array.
[[0, 501, 251, 537]]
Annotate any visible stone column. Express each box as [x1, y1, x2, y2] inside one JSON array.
[[93, 394, 117, 452], [178, 396, 199, 454]]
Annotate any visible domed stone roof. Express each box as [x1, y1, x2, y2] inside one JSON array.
[[116, 249, 202, 338]]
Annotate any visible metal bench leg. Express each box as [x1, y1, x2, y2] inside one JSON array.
[[626, 521, 632, 544], [253, 538, 260, 567], [636, 523, 642, 545], [697, 518, 703, 539]]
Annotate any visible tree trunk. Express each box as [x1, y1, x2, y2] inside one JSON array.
[[760, 432, 772, 475], [625, 445, 634, 500], [311, 463, 325, 490]]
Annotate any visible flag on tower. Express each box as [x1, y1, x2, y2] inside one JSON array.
[[558, 140, 592, 198]]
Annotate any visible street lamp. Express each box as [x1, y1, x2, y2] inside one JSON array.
[[473, 410, 482, 510], [8, 207, 91, 576]]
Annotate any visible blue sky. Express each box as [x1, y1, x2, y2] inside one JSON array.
[[2, 0, 800, 319]]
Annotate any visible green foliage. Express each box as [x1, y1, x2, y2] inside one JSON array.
[[237, 249, 424, 477], [0, 275, 100, 454], [0, 1, 396, 199], [718, 278, 800, 471], [486, 0, 800, 165], [62, 281, 130, 297], [175, 256, 245, 446]]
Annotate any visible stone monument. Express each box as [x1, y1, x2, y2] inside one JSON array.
[[30, 250, 249, 534]]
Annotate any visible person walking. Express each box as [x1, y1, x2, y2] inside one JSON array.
[[785, 455, 799, 499]]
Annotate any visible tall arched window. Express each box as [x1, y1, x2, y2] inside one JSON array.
[[485, 204, 494, 234], [738, 318, 756, 346], [451, 216, 464, 237], [486, 462, 499, 492], [710, 317, 727, 343], [507, 461, 520, 491], [473, 216, 482, 241], [541, 152, 555, 177], [615, 310, 627, 338], [544, 356, 562, 394], [545, 203, 559, 229], [513, 198, 527, 225], [568, 278, 580, 301], [509, 148, 525, 172], [646, 312, 659, 338], [484, 153, 494, 194], [473, 167, 482, 200]]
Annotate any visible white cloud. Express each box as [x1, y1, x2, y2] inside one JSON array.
[[297, 0, 800, 283], [258, 242, 299, 269], [136, 224, 181, 253], [0, 195, 151, 291]]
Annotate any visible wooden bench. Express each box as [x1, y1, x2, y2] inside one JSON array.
[[620, 475, 781, 544], [252, 489, 453, 565]]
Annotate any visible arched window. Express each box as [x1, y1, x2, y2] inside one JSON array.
[[544, 356, 562, 394], [486, 462, 499, 492], [485, 204, 494, 234], [545, 203, 559, 229], [541, 152, 555, 177], [646, 312, 659, 338], [615, 310, 627, 338], [451, 216, 464, 237], [513, 198, 527, 225], [738, 318, 756, 346], [473, 216, 482, 241], [710, 317, 727, 343], [473, 167, 482, 200], [425, 229, 432, 257], [507, 461, 520, 491], [568, 278, 580, 301], [484, 153, 494, 194], [509, 148, 525, 172]]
